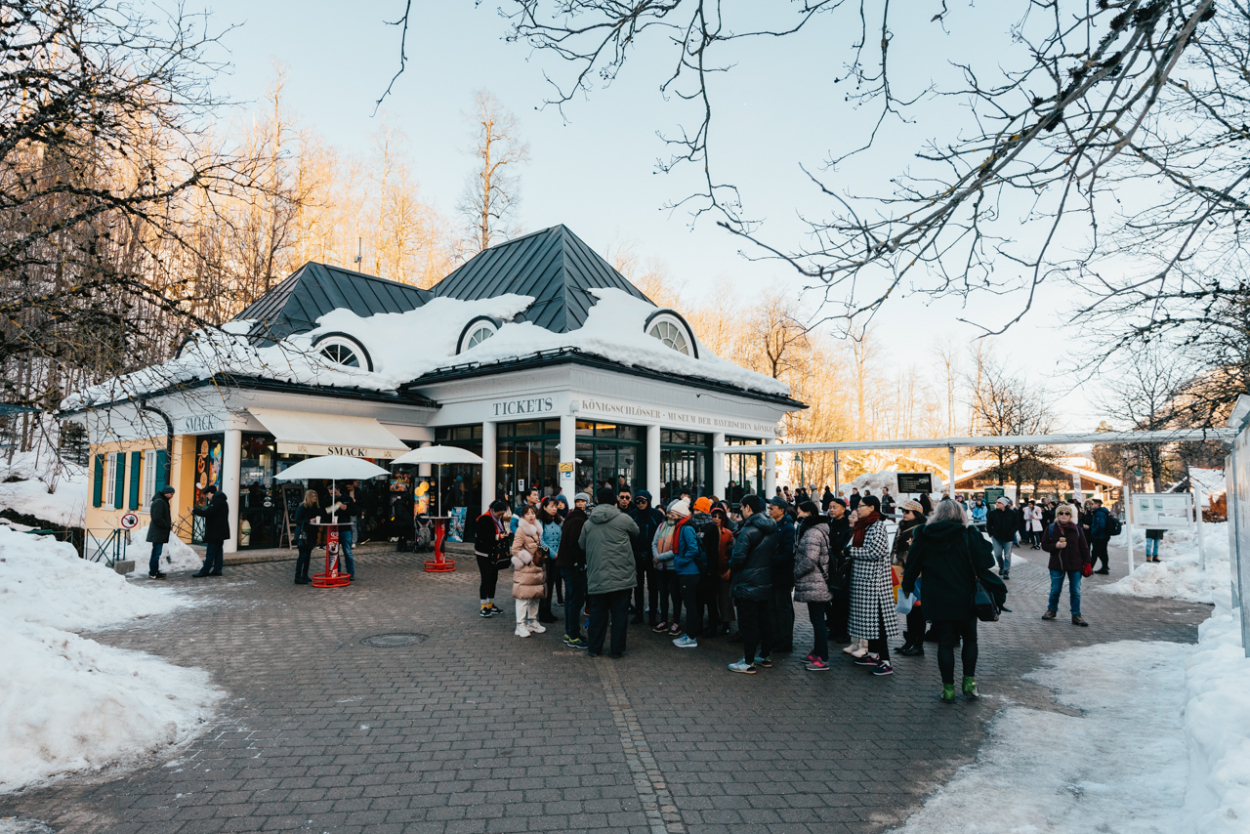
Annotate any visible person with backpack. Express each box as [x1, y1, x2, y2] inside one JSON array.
[[1086, 498, 1114, 574], [793, 501, 832, 670], [901, 499, 1006, 703], [726, 495, 778, 674], [1041, 503, 1091, 626], [665, 499, 705, 648]]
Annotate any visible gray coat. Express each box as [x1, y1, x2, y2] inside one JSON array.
[[792, 520, 831, 603], [146, 493, 172, 544], [579, 504, 640, 595]]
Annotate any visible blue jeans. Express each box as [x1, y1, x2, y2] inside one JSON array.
[[992, 539, 1013, 576], [339, 529, 354, 576], [1048, 570, 1081, 615], [149, 542, 164, 576], [561, 567, 587, 639], [1145, 538, 1160, 558]]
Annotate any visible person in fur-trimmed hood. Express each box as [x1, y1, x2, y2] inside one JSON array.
[[510, 505, 547, 638]]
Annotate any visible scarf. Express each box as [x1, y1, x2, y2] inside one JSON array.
[[655, 519, 677, 555], [852, 509, 881, 548], [490, 511, 506, 535]]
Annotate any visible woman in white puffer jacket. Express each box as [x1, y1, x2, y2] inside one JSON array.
[[511, 505, 548, 637]]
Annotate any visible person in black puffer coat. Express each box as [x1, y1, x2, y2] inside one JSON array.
[[826, 498, 852, 644], [628, 490, 664, 625], [902, 499, 1007, 703], [726, 495, 777, 673]]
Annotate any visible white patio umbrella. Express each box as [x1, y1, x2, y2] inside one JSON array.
[[274, 455, 390, 515], [389, 446, 484, 516]]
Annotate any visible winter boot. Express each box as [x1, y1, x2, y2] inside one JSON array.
[[942, 684, 957, 704], [962, 676, 979, 699]]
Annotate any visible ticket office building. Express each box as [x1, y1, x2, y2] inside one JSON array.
[[71, 225, 803, 552]]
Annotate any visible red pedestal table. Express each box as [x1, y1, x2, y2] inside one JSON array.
[[423, 516, 455, 572], [310, 520, 352, 587]]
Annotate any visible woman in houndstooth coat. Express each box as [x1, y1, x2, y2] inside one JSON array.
[[848, 495, 901, 675]]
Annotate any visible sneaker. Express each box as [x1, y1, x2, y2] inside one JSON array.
[[753, 656, 773, 669], [802, 653, 817, 664], [727, 659, 757, 674], [899, 645, 925, 657], [962, 676, 979, 699], [149, 572, 167, 580], [1071, 614, 1089, 627], [515, 625, 531, 638], [853, 652, 881, 666], [871, 660, 894, 676], [651, 621, 671, 634], [668, 623, 682, 636], [1041, 609, 1057, 620], [672, 635, 698, 649], [805, 659, 830, 671], [942, 684, 957, 704], [563, 635, 584, 648], [526, 620, 547, 634], [480, 607, 493, 618]]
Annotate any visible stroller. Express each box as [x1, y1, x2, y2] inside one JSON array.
[[412, 511, 435, 553]]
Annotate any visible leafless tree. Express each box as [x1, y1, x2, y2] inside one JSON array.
[[1095, 347, 1190, 490], [456, 91, 529, 256], [488, 1, 1247, 416], [970, 359, 1059, 489]]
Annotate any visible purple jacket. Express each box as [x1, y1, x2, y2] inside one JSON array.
[[1041, 522, 1090, 572]]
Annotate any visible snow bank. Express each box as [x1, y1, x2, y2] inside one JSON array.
[[0, 525, 220, 793], [1183, 606, 1250, 833], [0, 620, 218, 794], [64, 288, 791, 410], [125, 526, 203, 574], [0, 527, 182, 631], [892, 640, 1191, 833], [0, 451, 86, 528], [1102, 523, 1230, 605]]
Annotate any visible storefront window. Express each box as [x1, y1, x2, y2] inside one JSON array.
[[435, 426, 485, 539], [660, 431, 711, 505], [573, 422, 642, 497], [725, 437, 763, 507], [190, 433, 224, 544]]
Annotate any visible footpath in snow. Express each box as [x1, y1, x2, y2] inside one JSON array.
[[894, 521, 1250, 834], [0, 526, 222, 794]]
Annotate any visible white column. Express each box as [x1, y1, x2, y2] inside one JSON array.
[[481, 421, 496, 515], [646, 424, 662, 501], [559, 414, 576, 498], [418, 440, 432, 478], [222, 428, 242, 554], [765, 448, 777, 497], [711, 432, 727, 499]]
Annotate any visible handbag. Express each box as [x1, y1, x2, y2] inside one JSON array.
[[964, 531, 1000, 623], [492, 533, 513, 570]]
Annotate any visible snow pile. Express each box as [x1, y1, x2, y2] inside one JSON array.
[[64, 288, 791, 410], [892, 640, 1191, 833], [1183, 606, 1250, 833], [1186, 467, 1226, 508], [125, 526, 204, 574], [0, 526, 220, 793], [0, 451, 87, 528], [1102, 523, 1230, 605]]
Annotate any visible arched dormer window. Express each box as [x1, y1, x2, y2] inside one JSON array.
[[311, 332, 373, 371], [456, 316, 501, 354], [644, 310, 698, 358]]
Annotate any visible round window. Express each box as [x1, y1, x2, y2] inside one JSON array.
[[466, 325, 495, 349], [646, 314, 693, 356], [311, 333, 373, 371]]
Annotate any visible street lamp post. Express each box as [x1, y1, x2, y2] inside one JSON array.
[[793, 452, 804, 491]]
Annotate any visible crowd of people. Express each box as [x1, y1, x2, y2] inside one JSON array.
[[465, 480, 1128, 701]]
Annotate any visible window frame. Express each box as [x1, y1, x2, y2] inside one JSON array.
[[310, 332, 374, 372], [456, 316, 502, 354], [643, 309, 699, 359]]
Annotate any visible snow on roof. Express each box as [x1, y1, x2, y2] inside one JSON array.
[[63, 288, 790, 410]]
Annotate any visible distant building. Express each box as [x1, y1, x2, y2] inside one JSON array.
[[953, 456, 1123, 501]]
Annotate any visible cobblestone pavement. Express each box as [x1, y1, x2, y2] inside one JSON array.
[[2, 541, 1211, 834]]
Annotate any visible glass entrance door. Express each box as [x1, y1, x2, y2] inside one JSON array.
[[659, 430, 711, 505]]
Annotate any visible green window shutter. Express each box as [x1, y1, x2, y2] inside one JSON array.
[[155, 450, 168, 492], [114, 453, 126, 510], [129, 451, 142, 510], [93, 455, 104, 508]]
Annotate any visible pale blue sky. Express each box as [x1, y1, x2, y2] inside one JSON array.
[[198, 0, 1102, 430]]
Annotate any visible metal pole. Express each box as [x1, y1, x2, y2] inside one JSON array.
[[948, 446, 956, 498], [1227, 452, 1239, 612], [1196, 491, 1207, 572], [833, 450, 840, 496], [1126, 489, 1135, 575]]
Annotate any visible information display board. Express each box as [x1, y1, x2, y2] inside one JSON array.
[[983, 486, 1005, 505], [1130, 493, 1193, 529], [896, 473, 933, 494]]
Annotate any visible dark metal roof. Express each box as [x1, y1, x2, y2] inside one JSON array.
[[234, 262, 432, 341], [400, 348, 807, 410], [430, 225, 652, 333]]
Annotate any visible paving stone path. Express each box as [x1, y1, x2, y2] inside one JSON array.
[[2, 542, 1211, 834]]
